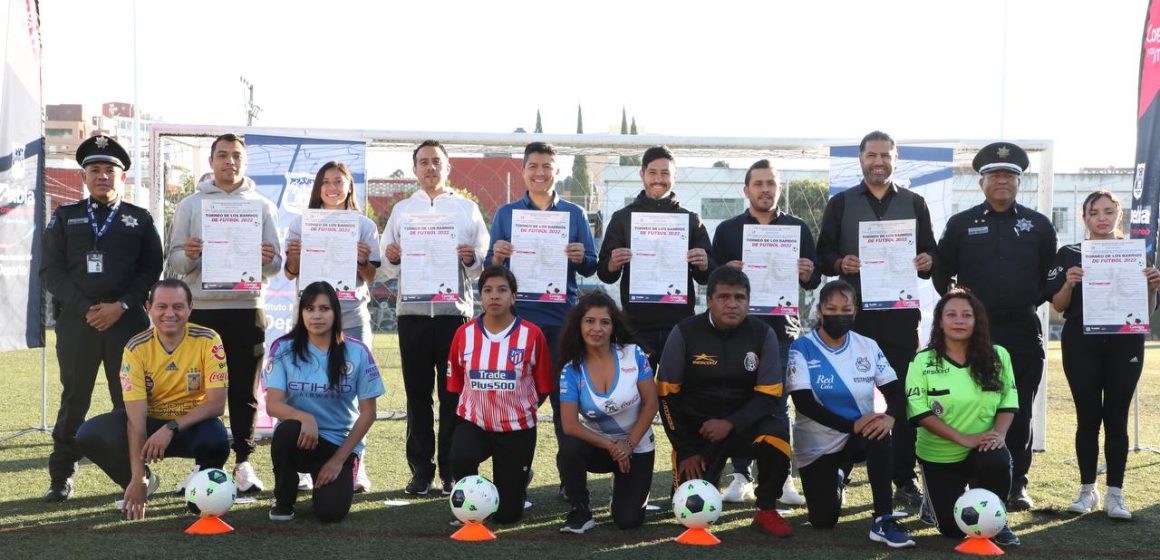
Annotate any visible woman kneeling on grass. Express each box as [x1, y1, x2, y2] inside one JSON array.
[[555, 292, 658, 533], [266, 281, 384, 523], [907, 289, 1020, 547], [447, 266, 553, 525]]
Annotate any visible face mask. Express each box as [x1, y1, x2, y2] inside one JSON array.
[[821, 314, 855, 339]]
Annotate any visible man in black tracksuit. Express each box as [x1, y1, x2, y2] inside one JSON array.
[[597, 146, 713, 369], [815, 131, 938, 508], [657, 267, 793, 537]]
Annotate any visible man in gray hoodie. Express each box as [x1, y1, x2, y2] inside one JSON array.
[[166, 133, 282, 492]]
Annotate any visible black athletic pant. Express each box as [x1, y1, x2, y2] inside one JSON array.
[[450, 421, 537, 524], [854, 310, 919, 488], [918, 447, 1012, 538], [48, 308, 149, 484], [556, 435, 654, 529], [1061, 322, 1144, 488], [798, 434, 894, 528], [731, 342, 791, 479], [75, 409, 228, 488], [398, 314, 466, 484], [270, 420, 358, 523], [189, 308, 266, 464], [990, 314, 1044, 494], [673, 416, 790, 511]]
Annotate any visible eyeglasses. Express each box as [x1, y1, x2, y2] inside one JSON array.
[[321, 178, 349, 187]]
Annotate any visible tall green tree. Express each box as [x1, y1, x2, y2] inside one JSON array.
[[534, 109, 542, 133], [619, 107, 634, 166], [784, 178, 829, 241], [630, 117, 638, 135], [572, 104, 590, 206]]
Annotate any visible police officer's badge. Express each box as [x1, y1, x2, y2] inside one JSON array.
[[94, 136, 109, 149], [996, 145, 1010, 159], [743, 351, 758, 372], [121, 214, 138, 228], [1015, 218, 1033, 233]]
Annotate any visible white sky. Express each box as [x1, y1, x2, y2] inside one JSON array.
[[38, 0, 1147, 171]]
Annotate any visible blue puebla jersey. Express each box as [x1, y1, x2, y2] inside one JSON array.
[[786, 329, 895, 468], [265, 337, 385, 454], [559, 343, 655, 453]]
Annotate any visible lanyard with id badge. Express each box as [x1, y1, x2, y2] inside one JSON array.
[[86, 201, 121, 274]]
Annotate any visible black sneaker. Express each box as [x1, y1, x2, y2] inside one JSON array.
[[993, 525, 1021, 548], [560, 505, 596, 534], [441, 479, 454, 495], [404, 476, 435, 495], [268, 504, 295, 522], [894, 481, 924, 507], [43, 479, 73, 503], [1007, 486, 1034, 512]]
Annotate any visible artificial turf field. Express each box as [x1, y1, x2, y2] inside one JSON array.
[[2, 333, 1159, 559]]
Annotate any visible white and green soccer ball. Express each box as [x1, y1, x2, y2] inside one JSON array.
[[954, 488, 1007, 539], [672, 479, 722, 529], [184, 468, 237, 517], [449, 475, 500, 523]]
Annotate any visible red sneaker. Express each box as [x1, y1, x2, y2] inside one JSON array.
[[752, 508, 793, 538]]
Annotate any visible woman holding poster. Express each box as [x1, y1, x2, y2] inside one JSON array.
[[283, 161, 381, 492], [1047, 190, 1160, 520]]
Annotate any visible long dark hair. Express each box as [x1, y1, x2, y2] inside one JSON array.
[[276, 281, 347, 389], [926, 289, 1002, 391], [557, 291, 638, 371], [308, 161, 359, 211]]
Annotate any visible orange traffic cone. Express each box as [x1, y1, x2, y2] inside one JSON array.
[[675, 527, 720, 546], [185, 515, 235, 535], [955, 536, 1004, 556], [450, 521, 496, 541]]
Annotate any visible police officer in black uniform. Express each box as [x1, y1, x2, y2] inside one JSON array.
[[933, 141, 1056, 512], [40, 135, 163, 501]]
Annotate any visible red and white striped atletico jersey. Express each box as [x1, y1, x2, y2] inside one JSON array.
[[447, 317, 554, 432]]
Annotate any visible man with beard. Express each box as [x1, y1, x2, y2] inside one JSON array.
[[597, 146, 714, 370], [815, 130, 937, 509], [711, 159, 817, 506]]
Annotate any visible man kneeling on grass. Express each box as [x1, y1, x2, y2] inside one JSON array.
[[75, 279, 229, 520], [658, 267, 794, 537]]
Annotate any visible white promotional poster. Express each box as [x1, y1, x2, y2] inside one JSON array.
[[858, 219, 919, 310], [400, 212, 460, 303], [628, 212, 689, 304], [200, 199, 263, 291], [742, 224, 800, 315], [1081, 239, 1150, 334], [299, 209, 359, 300], [510, 209, 569, 302]]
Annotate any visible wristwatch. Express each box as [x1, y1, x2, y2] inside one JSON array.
[[166, 420, 180, 433], [119, 301, 129, 311]]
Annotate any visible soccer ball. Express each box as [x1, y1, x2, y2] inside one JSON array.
[[672, 479, 722, 529], [449, 475, 499, 524], [954, 488, 1007, 538], [184, 468, 237, 517]]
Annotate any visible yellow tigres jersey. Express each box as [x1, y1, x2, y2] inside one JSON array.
[[120, 322, 229, 420]]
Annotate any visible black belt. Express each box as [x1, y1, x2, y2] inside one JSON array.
[[986, 307, 1036, 323]]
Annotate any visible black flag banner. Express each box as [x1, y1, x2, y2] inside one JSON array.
[[1131, 0, 1160, 261]]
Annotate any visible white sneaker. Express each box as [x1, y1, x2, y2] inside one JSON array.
[[175, 463, 200, 494], [1064, 486, 1099, 514], [1106, 489, 1132, 520], [721, 473, 755, 503], [234, 461, 265, 493], [779, 476, 806, 506], [354, 458, 371, 493], [297, 473, 313, 492]]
